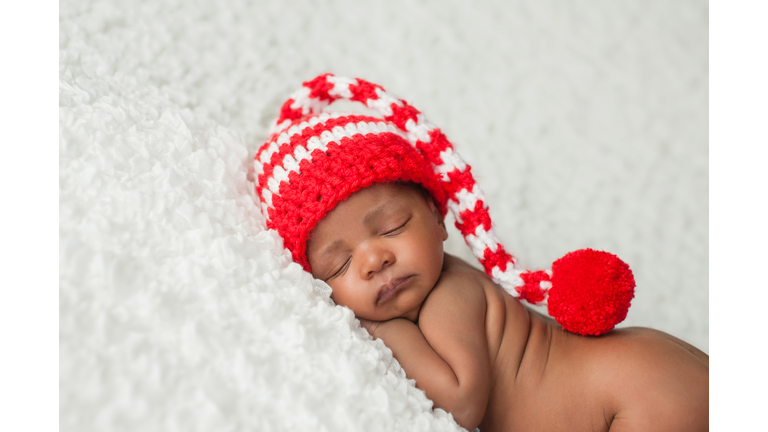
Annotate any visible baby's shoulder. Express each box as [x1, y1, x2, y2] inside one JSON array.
[[419, 255, 489, 320], [433, 255, 488, 298]]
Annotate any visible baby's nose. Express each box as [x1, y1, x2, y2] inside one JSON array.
[[360, 244, 395, 278]]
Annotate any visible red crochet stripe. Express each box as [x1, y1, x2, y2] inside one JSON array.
[[388, 102, 421, 131], [415, 130, 453, 166], [258, 114, 383, 163], [274, 74, 337, 126], [480, 246, 515, 274], [266, 134, 444, 270], [518, 270, 549, 303], [257, 115, 387, 193], [443, 168, 476, 197], [349, 79, 384, 104], [276, 98, 304, 125], [303, 73, 336, 101], [259, 115, 382, 177], [455, 201, 492, 236]]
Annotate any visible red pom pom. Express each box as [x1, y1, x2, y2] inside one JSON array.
[[547, 249, 635, 336]]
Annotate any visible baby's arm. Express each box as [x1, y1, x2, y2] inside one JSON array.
[[362, 273, 491, 430]]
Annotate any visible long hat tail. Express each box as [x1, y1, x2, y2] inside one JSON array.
[[269, 74, 635, 335]]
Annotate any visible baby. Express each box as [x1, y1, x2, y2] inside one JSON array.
[[255, 74, 709, 431], [306, 181, 708, 431]]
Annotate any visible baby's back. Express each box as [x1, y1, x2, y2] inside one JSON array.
[[443, 256, 709, 432]]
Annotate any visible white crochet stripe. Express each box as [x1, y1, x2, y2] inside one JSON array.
[[262, 189, 273, 207], [256, 112, 347, 175], [260, 119, 409, 211], [326, 75, 357, 98], [491, 266, 527, 297], [291, 86, 331, 118], [288, 75, 435, 153], [365, 87, 403, 118], [256, 112, 382, 176], [268, 86, 336, 135], [270, 119, 292, 136], [281, 152, 301, 175], [492, 266, 525, 292], [404, 116, 435, 145], [435, 147, 468, 181], [267, 166, 289, 193], [446, 184, 485, 224], [491, 262, 551, 304], [464, 225, 501, 257]]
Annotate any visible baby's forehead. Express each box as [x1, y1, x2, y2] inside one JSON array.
[[344, 182, 425, 210], [311, 183, 422, 235]]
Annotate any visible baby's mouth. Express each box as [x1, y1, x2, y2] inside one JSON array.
[[376, 276, 413, 305]]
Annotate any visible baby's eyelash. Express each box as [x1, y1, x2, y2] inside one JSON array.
[[326, 257, 350, 281], [383, 218, 410, 235]]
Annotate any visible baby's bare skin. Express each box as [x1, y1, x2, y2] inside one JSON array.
[[443, 254, 709, 432], [307, 182, 708, 431]]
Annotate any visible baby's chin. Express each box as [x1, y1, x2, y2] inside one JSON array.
[[351, 306, 417, 323]]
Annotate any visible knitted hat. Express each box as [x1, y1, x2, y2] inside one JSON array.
[[254, 73, 635, 336]]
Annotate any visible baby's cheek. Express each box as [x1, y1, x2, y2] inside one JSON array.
[[328, 282, 359, 310]]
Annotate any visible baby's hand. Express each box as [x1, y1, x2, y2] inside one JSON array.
[[359, 318, 413, 341], [358, 318, 383, 338]]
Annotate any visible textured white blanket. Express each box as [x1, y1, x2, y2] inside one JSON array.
[[60, 1, 708, 430]]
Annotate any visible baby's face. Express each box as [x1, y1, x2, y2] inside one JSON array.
[[307, 183, 448, 322]]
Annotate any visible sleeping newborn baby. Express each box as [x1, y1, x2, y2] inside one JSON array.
[[307, 181, 708, 431], [254, 74, 709, 431]]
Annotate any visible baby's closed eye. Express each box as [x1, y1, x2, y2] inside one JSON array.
[[326, 256, 351, 281], [381, 217, 410, 236]]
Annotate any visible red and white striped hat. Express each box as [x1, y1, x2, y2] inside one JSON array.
[[254, 73, 635, 336]]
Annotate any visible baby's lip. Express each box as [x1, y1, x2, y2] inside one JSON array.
[[376, 276, 413, 305]]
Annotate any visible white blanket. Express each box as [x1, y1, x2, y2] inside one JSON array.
[[60, 1, 708, 430]]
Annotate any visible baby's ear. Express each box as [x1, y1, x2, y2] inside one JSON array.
[[423, 192, 448, 241], [437, 216, 448, 241]]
